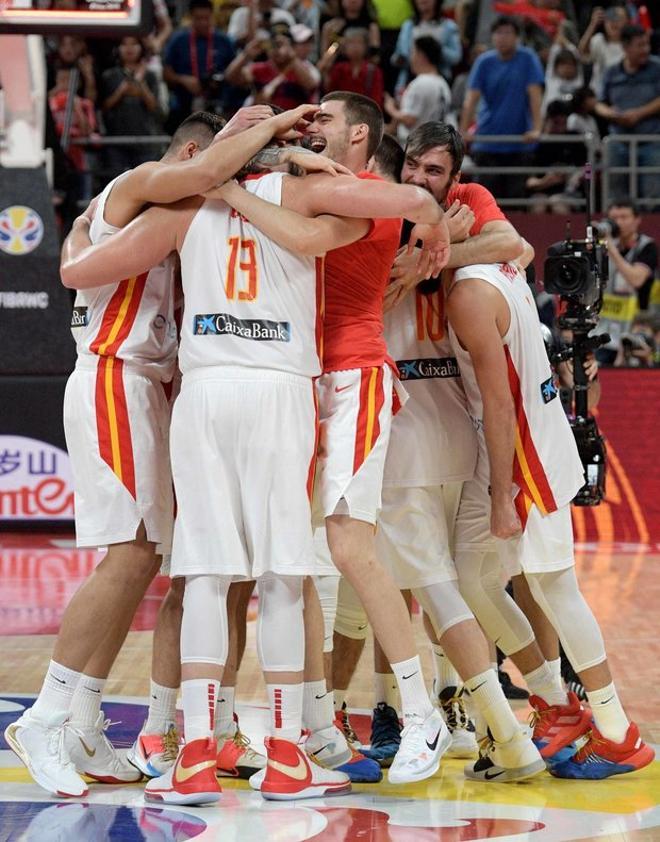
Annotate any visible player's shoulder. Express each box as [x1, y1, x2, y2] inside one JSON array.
[[448, 181, 496, 205]]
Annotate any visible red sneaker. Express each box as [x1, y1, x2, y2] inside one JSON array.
[[144, 737, 221, 805], [529, 691, 592, 760], [216, 728, 266, 779], [260, 736, 351, 801], [551, 721, 655, 779]]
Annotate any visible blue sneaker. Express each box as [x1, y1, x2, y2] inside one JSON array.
[[550, 722, 654, 780], [336, 746, 383, 782], [362, 703, 401, 768]]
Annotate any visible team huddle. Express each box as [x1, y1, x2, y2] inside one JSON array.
[[5, 93, 653, 806]]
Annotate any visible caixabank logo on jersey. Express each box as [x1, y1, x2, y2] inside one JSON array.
[[0, 206, 44, 256], [397, 357, 460, 380], [194, 313, 291, 342], [0, 436, 74, 521]]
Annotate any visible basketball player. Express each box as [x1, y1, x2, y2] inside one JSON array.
[[4, 105, 329, 799], [57, 119, 453, 803], [444, 229, 655, 779]]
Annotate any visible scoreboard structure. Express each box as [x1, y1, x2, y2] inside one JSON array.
[[0, 0, 150, 35]]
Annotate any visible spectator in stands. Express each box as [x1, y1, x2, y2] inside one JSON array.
[[614, 313, 657, 368], [50, 36, 97, 103], [459, 15, 544, 200], [101, 36, 162, 177], [228, 0, 295, 47], [598, 200, 659, 364], [323, 27, 384, 107], [596, 24, 660, 207], [578, 4, 627, 96], [225, 25, 319, 109], [319, 0, 380, 62], [285, 0, 323, 52], [370, 0, 414, 93], [385, 36, 451, 144], [567, 86, 600, 139], [542, 22, 584, 114], [391, 0, 462, 95], [290, 23, 322, 96], [163, 0, 236, 130]]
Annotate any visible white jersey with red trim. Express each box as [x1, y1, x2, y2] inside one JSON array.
[[178, 172, 322, 378], [448, 262, 584, 516], [383, 288, 476, 487], [71, 174, 177, 382]]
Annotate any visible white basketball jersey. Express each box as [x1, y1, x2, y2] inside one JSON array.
[[178, 172, 322, 378], [71, 174, 177, 382], [448, 262, 584, 516], [383, 288, 477, 487]]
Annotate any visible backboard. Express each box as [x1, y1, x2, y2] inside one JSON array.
[[0, 0, 151, 35]]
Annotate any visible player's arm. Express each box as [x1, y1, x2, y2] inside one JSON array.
[[207, 180, 369, 254], [60, 203, 192, 289], [111, 104, 319, 208], [446, 279, 522, 540], [446, 220, 524, 268]]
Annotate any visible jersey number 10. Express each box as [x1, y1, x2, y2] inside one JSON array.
[[415, 289, 444, 341]]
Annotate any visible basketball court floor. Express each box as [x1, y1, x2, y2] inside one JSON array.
[[1, 532, 658, 841]]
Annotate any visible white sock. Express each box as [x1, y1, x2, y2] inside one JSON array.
[[215, 686, 236, 737], [391, 655, 433, 722], [464, 669, 518, 744], [69, 674, 106, 727], [144, 680, 178, 734], [548, 657, 562, 686], [524, 662, 568, 706], [31, 660, 81, 720], [303, 680, 334, 733], [587, 682, 630, 743], [431, 645, 460, 697], [333, 688, 347, 712], [182, 679, 218, 743], [374, 672, 399, 712], [267, 683, 303, 741]]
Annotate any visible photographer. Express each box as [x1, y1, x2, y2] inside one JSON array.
[[597, 201, 658, 364], [163, 0, 236, 130], [614, 313, 657, 368]]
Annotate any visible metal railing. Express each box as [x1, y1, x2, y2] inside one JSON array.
[[601, 134, 660, 211]]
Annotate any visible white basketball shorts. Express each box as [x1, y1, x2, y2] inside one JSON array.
[[169, 366, 318, 579], [376, 484, 462, 590], [316, 364, 405, 525], [499, 502, 575, 576], [63, 360, 173, 551]]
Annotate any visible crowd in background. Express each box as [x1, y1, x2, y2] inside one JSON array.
[[39, 0, 660, 363]]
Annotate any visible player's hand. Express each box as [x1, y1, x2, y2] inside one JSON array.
[[490, 496, 522, 540], [408, 218, 450, 278], [283, 149, 353, 177], [269, 103, 320, 140], [444, 199, 475, 243], [383, 246, 424, 311], [215, 105, 274, 141], [203, 179, 241, 203]]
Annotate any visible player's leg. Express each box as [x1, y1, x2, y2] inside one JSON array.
[[257, 573, 351, 801], [332, 575, 368, 721], [302, 578, 382, 783], [144, 573, 229, 805], [518, 507, 654, 778], [215, 580, 266, 779]]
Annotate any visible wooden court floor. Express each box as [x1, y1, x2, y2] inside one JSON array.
[[0, 534, 658, 842]]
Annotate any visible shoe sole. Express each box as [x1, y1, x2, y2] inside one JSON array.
[[144, 789, 221, 805], [464, 757, 546, 783], [4, 724, 88, 798], [388, 729, 452, 785], [261, 781, 352, 801]]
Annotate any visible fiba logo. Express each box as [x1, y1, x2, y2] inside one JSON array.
[[0, 206, 44, 256]]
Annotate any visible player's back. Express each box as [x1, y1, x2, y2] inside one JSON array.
[[178, 171, 322, 378], [449, 262, 583, 512], [323, 171, 402, 373], [72, 174, 178, 382]]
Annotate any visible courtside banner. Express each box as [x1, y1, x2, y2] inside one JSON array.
[[572, 369, 660, 547]]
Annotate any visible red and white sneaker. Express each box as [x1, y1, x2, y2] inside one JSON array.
[[216, 728, 266, 779], [551, 722, 655, 780], [530, 691, 592, 761], [128, 723, 180, 778], [144, 738, 221, 806], [260, 736, 351, 801]]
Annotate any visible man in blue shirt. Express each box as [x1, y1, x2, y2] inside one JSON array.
[[163, 0, 236, 131], [459, 15, 544, 201], [597, 24, 660, 208]]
